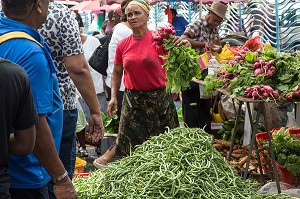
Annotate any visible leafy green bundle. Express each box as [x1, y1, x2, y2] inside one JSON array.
[[153, 27, 201, 93], [261, 127, 300, 176]]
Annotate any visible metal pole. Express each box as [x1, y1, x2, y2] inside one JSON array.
[[199, 0, 202, 18], [275, 0, 280, 50]]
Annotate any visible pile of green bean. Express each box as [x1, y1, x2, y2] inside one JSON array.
[[73, 127, 292, 199]]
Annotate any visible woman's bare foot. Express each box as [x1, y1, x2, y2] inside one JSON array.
[[93, 145, 116, 168]]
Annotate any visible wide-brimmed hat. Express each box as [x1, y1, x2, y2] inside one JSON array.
[[207, 2, 228, 20]]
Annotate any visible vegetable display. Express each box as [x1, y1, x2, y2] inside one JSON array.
[[73, 127, 292, 198], [204, 46, 300, 101], [153, 27, 201, 93]]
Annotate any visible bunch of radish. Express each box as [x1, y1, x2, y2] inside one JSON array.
[[253, 59, 276, 78], [285, 85, 300, 100], [152, 26, 176, 46], [244, 85, 279, 100], [217, 69, 234, 79]]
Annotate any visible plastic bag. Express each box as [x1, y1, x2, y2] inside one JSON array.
[[243, 36, 263, 52], [200, 51, 222, 66], [258, 182, 300, 197], [219, 45, 235, 60], [76, 97, 87, 133], [286, 109, 298, 128]]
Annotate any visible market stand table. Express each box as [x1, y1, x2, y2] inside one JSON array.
[[192, 78, 281, 193]]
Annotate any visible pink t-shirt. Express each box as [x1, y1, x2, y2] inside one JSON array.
[[114, 30, 167, 91]]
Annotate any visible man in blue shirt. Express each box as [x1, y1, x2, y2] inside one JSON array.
[[0, 0, 76, 198], [171, 9, 189, 36]]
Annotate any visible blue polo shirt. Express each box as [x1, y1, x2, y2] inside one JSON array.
[[0, 14, 63, 188], [172, 15, 189, 36]]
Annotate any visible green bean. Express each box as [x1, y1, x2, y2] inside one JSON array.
[[73, 127, 293, 199]]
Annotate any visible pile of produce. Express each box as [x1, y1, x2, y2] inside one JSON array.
[[217, 116, 245, 143], [153, 26, 201, 93], [213, 139, 260, 175], [259, 127, 300, 176], [73, 127, 292, 198], [204, 46, 300, 101]]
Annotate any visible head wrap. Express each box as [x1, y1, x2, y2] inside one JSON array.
[[126, 0, 150, 14]]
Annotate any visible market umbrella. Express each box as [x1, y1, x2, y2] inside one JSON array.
[[70, 1, 111, 12]]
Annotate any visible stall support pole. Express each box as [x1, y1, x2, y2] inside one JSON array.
[[243, 102, 263, 180], [262, 103, 281, 193], [227, 102, 242, 161]]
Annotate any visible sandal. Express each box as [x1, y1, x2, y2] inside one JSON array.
[[78, 147, 89, 157]]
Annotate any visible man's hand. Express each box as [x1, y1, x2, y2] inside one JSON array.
[[53, 177, 77, 199], [87, 113, 105, 143]]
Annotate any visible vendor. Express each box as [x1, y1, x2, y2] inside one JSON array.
[[174, 2, 228, 133]]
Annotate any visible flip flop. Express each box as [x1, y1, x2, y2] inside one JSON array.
[[93, 159, 107, 169]]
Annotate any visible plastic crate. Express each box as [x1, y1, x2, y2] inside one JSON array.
[[74, 157, 87, 174], [276, 162, 300, 187], [73, 173, 90, 178]]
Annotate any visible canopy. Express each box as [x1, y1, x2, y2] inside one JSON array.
[[70, 1, 111, 13]]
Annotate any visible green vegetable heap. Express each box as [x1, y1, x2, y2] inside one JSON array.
[[73, 127, 292, 199], [261, 127, 300, 176], [153, 26, 201, 93]]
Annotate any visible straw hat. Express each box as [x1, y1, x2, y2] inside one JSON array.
[[207, 2, 228, 20]]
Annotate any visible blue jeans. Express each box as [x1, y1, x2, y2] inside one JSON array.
[[48, 109, 77, 199]]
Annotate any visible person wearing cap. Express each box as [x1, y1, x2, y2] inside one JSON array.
[[170, 8, 189, 36], [93, 0, 180, 168], [174, 2, 228, 133], [0, 0, 77, 198]]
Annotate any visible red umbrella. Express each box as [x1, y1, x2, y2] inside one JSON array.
[[70, 1, 111, 13]]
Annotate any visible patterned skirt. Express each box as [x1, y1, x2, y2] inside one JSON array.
[[116, 87, 179, 156]]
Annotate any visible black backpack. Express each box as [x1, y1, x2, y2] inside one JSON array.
[[88, 31, 113, 76]]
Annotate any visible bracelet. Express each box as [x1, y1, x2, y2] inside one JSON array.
[[52, 170, 68, 184], [182, 32, 192, 38]]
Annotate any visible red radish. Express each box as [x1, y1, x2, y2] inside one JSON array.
[[269, 60, 275, 65], [244, 47, 249, 51], [272, 91, 279, 99], [262, 92, 269, 98], [262, 85, 274, 93], [253, 62, 261, 69], [245, 93, 252, 98], [157, 35, 162, 41], [267, 70, 273, 78], [258, 59, 265, 65], [162, 33, 169, 39], [239, 49, 246, 54], [253, 85, 261, 90], [165, 28, 172, 34], [252, 91, 259, 99], [269, 66, 276, 72], [263, 64, 269, 71], [285, 93, 293, 101], [245, 87, 252, 93], [294, 90, 300, 98], [254, 68, 263, 75], [171, 30, 176, 35]]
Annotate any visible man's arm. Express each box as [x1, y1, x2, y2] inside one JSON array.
[[9, 126, 36, 155], [64, 54, 104, 142], [34, 114, 77, 198]]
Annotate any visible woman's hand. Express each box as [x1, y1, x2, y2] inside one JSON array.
[[107, 97, 118, 117]]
